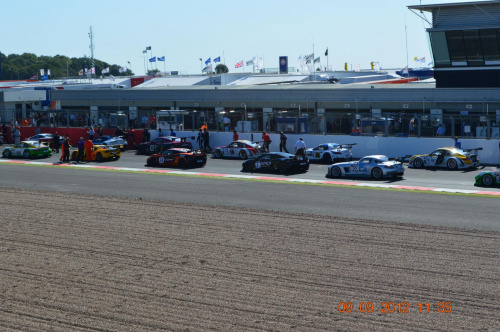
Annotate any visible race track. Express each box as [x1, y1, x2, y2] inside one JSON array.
[[0, 150, 499, 331]]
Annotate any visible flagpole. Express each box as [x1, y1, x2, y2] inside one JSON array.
[[326, 48, 329, 72]]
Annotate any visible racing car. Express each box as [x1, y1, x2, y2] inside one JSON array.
[[474, 169, 500, 187], [70, 144, 121, 162], [92, 135, 128, 151], [242, 152, 309, 174], [408, 147, 481, 170], [146, 148, 207, 168], [212, 140, 266, 159], [2, 140, 52, 159], [326, 155, 404, 179], [137, 136, 192, 155], [305, 143, 356, 163]]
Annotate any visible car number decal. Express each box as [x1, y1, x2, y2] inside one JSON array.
[[255, 161, 261, 169], [350, 164, 358, 172], [159, 157, 165, 163], [261, 161, 271, 167]]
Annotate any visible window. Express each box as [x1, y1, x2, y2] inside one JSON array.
[[463, 30, 484, 66], [430, 31, 451, 67], [480, 29, 500, 65], [446, 31, 467, 66]]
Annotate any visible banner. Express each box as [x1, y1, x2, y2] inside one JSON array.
[[279, 56, 288, 74]]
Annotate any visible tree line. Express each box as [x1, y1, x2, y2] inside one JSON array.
[[0, 52, 134, 80]]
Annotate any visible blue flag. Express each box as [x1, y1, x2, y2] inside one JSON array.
[[149, 57, 156, 62], [205, 58, 211, 65], [158, 56, 165, 61], [214, 56, 220, 63]]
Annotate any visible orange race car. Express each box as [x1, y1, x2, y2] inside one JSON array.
[[146, 148, 207, 168]]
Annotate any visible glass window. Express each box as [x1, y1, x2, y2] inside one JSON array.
[[463, 30, 484, 66], [480, 29, 500, 65], [430, 31, 451, 67], [446, 31, 467, 66]]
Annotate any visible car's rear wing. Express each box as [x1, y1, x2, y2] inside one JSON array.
[[191, 149, 206, 155], [463, 147, 483, 154], [339, 143, 357, 149]]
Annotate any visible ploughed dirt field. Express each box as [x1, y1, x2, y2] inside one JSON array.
[[0, 187, 498, 331]]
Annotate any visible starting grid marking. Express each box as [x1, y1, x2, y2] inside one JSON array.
[[1, 159, 499, 196]]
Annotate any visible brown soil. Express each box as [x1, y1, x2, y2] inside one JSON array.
[[0, 187, 498, 331]]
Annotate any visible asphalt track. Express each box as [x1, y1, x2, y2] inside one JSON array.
[[0, 150, 499, 231]]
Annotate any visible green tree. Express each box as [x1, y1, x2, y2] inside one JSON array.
[[215, 64, 229, 74]]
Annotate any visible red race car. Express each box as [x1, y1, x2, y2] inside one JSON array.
[[146, 148, 207, 168], [137, 136, 192, 155]]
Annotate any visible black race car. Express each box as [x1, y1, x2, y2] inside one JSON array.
[[242, 152, 309, 174], [137, 136, 192, 155]]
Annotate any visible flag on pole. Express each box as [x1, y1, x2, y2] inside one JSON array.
[[47, 69, 51, 76], [305, 53, 314, 61], [205, 58, 211, 65], [235, 60, 243, 68], [143, 50, 147, 54], [420, 57, 426, 63], [149, 57, 156, 62], [314, 57, 320, 64], [90, 67, 95, 74], [119, 67, 127, 73], [202, 65, 212, 73], [246, 59, 254, 66], [158, 56, 165, 61], [214, 56, 221, 63], [102, 67, 110, 74], [40, 69, 45, 76], [78, 69, 84, 76], [325, 48, 328, 56], [146, 46, 151, 50]]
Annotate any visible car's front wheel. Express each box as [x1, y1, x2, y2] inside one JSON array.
[[278, 162, 287, 174], [371, 167, 383, 180], [447, 158, 458, 170], [242, 162, 253, 172], [23, 150, 31, 159], [214, 149, 223, 158], [179, 159, 188, 169], [481, 174, 494, 187], [413, 158, 423, 168], [330, 166, 341, 178]]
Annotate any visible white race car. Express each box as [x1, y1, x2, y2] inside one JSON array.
[[212, 140, 266, 159], [326, 155, 404, 180], [305, 143, 355, 163], [408, 147, 481, 170]]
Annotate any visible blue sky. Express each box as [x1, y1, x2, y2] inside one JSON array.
[[1, 0, 485, 75]]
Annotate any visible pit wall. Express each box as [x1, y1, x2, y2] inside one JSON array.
[[175, 131, 500, 166]]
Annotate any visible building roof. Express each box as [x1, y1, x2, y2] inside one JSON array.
[[408, 1, 499, 12]]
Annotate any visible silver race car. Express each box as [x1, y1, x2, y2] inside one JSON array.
[[305, 143, 355, 163], [326, 155, 404, 180]]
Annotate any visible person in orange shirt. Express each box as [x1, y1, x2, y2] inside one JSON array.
[[84, 138, 94, 162]]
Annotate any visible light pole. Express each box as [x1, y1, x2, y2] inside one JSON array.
[[241, 103, 247, 132]]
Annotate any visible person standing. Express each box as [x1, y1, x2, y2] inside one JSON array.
[[88, 126, 95, 140], [52, 132, 60, 153], [97, 126, 103, 138], [197, 128, 204, 149], [233, 130, 239, 141], [10, 124, 15, 143], [2, 123, 9, 143], [61, 136, 70, 163], [34, 126, 41, 135], [295, 137, 306, 156], [170, 128, 176, 137], [84, 138, 94, 162], [143, 128, 150, 143], [203, 128, 210, 150], [77, 137, 85, 163], [262, 132, 271, 152], [279, 131, 288, 153], [436, 124, 445, 136], [158, 128, 164, 137], [14, 127, 21, 144], [454, 137, 462, 149]]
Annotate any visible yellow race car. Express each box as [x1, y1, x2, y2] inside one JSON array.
[[70, 144, 121, 162]]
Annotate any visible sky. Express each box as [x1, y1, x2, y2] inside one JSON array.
[[0, 0, 488, 75]]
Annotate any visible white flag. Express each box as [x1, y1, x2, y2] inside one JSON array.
[[40, 69, 45, 76]]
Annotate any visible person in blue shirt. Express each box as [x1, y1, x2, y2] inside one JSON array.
[[170, 128, 176, 137], [454, 137, 462, 149]]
